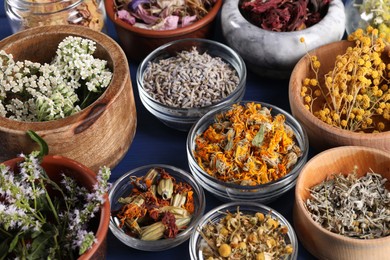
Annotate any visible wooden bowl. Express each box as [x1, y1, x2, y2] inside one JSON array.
[[294, 146, 390, 260], [0, 25, 137, 172], [104, 0, 222, 62], [3, 155, 111, 259], [289, 40, 390, 153]]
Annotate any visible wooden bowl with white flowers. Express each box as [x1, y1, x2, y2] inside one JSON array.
[[0, 25, 137, 172]]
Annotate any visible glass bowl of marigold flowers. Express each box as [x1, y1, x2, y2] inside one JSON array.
[[220, 0, 346, 78], [186, 101, 309, 203], [289, 26, 390, 153], [109, 164, 206, 251], [189, 201, 298, 260]]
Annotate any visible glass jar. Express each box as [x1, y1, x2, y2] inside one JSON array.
[[5, 0, 106, 33], [345, 0, 390, 37]]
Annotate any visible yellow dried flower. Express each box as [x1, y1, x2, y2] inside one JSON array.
[[302, 26, 389, 132], [218, 243, 231, 257], [310, 79, 318, 86], [378, 122, 385, 131]]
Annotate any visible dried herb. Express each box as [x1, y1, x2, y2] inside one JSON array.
[[239, 0, 330, 32], [114, 0, 216, 30], [143, 46, 239, 108], [305, 168, 390, 239], [194, 102, 302, 185], [112, 167, 194, 240], [199, 207, 294, 259]]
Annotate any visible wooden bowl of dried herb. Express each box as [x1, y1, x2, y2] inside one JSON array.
[[294, 145, 390, 260], [0, 25, 137, 172], [289, 27, 390, 153], [104, 0, 222, 62]]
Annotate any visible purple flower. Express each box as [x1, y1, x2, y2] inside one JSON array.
[[117, 10, 136, 25], [163, 16, 179, 30], [136, 5, 159, 24], [181, 15, 197, 27], [128, 0, 150, 11]]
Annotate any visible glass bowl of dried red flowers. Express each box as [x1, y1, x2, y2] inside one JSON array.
[[137, 38, 247, 132], [104, 0, 223, 62], [109, 164, 206, 251], [186, 101, 309, 203], [189, 201, 298, 259], [220, 0, 346, 78]]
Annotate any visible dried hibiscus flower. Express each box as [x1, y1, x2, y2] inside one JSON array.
[[239, 0, 330, 32]]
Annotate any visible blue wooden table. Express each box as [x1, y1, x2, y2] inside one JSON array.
[[0, 3, 321, 259]]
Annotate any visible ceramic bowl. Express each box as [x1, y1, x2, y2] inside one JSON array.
[[104, 0, 222, 62], [189, 201, 298, 260], [0, 25, 137, 172], [2, 154, 111, 259], [109, 164, 206, 251], [186, 101, 309, 203], [294, 146, 390, 260], [137, 38, 247, 131], [221, 0, 346, 78], [289, 40, 390, 153]]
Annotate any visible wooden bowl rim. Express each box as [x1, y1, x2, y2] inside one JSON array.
[[104, 0, 222, 38], [0, 25, 129, 131], [289, 40, 390, 140], [294, 145, 390, 245]]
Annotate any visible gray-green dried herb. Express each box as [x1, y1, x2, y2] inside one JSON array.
[[143, 46, 239, 108], [305, 168, 390, 239]]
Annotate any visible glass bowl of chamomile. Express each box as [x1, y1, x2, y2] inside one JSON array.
[[189, 201, 298, 260], [136, 38, 247, 131], [109, 164, 206, 251]]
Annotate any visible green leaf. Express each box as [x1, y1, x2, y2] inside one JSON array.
[[252, 124, 266, 147], [9, 233, 19, 252], [0, 238, 10, 260], [27, 130, 49, 157], [28, 230, 54, 260]]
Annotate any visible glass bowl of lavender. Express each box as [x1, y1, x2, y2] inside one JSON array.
[[136, 38, 247, 131], [109, 164, 206, 251]]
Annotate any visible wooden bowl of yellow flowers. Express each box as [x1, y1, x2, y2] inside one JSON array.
[[0, 25, 137, 172], [289, 28, 390, 153]]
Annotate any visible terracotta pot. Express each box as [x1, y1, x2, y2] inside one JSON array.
[[0, 25, 137, 172], [289, 40, 390, 153], [294, 146, 390, 260], [104, 0, 222, 62], [2, 155, 110, 259]]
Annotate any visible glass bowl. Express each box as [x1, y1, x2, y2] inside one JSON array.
[[345, 0, 390, 38], [109, 164, 206, 251], [189, 202, 298, 260], [186, 101, 309, 203], [137, 38, 247, 131]]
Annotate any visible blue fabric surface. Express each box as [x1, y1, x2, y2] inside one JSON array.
[[0, 2, 319, 260]]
